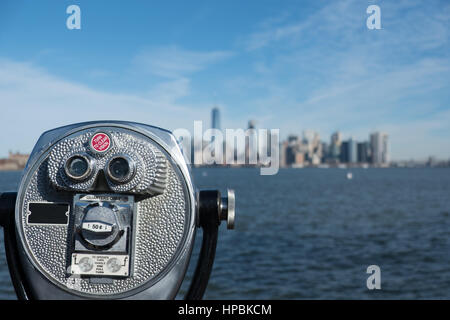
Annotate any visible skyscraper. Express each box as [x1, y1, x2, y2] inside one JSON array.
[[265, 129, 272, 158], [330, 131, 342, 160], [245, 120, 257, 165], [211, 107, 220, 131], [321, 142, 329, 162], [357, 142, 370, 163], [331, 131, 342, 145], [340, 141, 349, 163], [339, 138, 357, 163], [348, 137, 357, 163], [370, 132, 389, 165]]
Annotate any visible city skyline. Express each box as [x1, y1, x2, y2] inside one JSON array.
[[280, 129, 390, 168], [0, 1, 449, 160], [0, 108, 448, 170], [0, 114, 448, 163], [202, 108, 445, 165]]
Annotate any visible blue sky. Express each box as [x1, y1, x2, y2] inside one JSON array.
[[0, 0, 449, 160]]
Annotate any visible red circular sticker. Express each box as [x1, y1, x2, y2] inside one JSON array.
[[90, 133, 111, 153]]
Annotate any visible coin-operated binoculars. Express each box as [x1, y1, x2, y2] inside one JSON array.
[[0, 121, 235, 300]]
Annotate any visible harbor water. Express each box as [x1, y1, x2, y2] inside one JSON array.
[[1, 168, 449, 299]]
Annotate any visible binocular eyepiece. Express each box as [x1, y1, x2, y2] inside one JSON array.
[[0, 121, 235, 300]]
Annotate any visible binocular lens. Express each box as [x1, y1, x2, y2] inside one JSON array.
[[65, 155, 90, 179], [108, 156, 133, 182]]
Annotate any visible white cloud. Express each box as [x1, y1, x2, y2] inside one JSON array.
[[230, 0, 450, 160], [132, 45, 234, 78], [0, 58, 211, 157], [243, 0, 449, 55], [243, 0, 358, 50], [0, 1, 448, 161]]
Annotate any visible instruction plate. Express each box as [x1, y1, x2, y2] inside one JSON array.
[[71, 253, 129, 277]]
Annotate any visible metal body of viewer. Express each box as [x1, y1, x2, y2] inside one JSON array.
[[0, 121, 235, 300]]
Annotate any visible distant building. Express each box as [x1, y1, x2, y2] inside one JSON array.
[[288, 135, 298, 143], [245, 120, 258, 165], [302, 130, 322, 165], [280, 141, 289, 167], [278, 130, 392, 168], [370, 132, 389, 165], [282, 135, 298, 167], [295, 152, 305, 166], [357, 142, 370, 163], [285, 143, 297, 166], [281, 133, 322, 167], [265, 129, 272, 157], [330, 131, 342, 160], [321, 142, 329, 162], [340, 141, 349, 163], [348, 138, 357, 163], [211, 107, 220, 130], [0, 152, 29, 171], [209, 107, 224, 162]]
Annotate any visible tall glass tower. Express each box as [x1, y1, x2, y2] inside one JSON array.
[[370, 132, 389, 165], [348, 137, 357, 163], [211, 107, 220, 130]]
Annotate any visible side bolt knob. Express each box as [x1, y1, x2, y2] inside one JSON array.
[[220, 189, 235, 230]]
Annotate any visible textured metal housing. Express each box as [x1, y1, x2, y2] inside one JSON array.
[[47, 130, 168, 196], [14, 122, 197, 299]]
